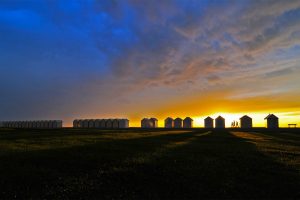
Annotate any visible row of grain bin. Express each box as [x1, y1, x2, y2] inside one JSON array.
[[165, 117, 193, 128], [73, 119, 129, 129], [141, 118, 158, 128], [0, 120, 63, 129], [204, 114, 278, 129]]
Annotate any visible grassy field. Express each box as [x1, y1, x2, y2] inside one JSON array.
[[0, 128, 299, 199]]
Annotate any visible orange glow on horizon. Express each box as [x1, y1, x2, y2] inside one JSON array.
[[127, 111, 300, 128]]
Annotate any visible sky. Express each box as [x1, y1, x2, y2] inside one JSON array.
[[1, 0, 300, 127]]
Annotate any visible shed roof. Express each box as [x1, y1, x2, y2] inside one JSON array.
[[264, 114, 278, 120], [184, 117, 193, 121], [175, 117, 183, 121], [240, 115, 252, 120], [216, 116, 224, 120], [165, 117, 173, 121], [205, 116, 213, 120]]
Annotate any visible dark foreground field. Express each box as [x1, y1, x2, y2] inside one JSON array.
[[0, 128, 299, 199]]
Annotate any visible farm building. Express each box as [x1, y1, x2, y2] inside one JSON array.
[[100, 119, 106, 128], [149, 118, 158, 128], [204, 117, 214, 128], [141, 118, 151, 128], [94, 119, 101, 128], [88, 120, 95, 128], [112, 119, 119, 128], [174, 118, 183, 128], [73, 120, 78, 128], [215, 116, 225, 128], [119, 119, 129, 128], [78, 120, 83, 128], [240, 115, 252, 128], [74, 118, 129, 129], [265, 114, 279, 129], [183, 117, 193, 128], [142, 118, 158, 128], [165, 117, 174, 128], [106, 119, 113, 128], [83, 120, 89, 128], [0, 120, 62, 129]]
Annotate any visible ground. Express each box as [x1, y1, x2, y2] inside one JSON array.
[[0, 128, 299, 199]]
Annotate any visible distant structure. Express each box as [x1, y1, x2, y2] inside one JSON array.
[[149, 118, 158, 128], [141, 118, 158, 128], [215, 116, 225, 128], [119, 119, 129, 128], [0, 120, 63, 129], [73, 119, 129, 129], [141, 118, 151, 128], [83, 119, 89, 128], [88, 119, 95, 128], [240, 115, 252, 128], [112, 119, 119, 128], [174, 118, 183, 128], [183, 117, 193, 128], [204, 117, 214, 128], [165, 117, 174, 128], [264, 114, 279, 129], [95, 119, 101, 128]]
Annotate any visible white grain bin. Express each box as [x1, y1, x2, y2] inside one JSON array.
[[112, 119, 119, 128], [100, 119, 106, 128], [36, 121, 42, 128], [264, 114, 279, 129], [165, 117, 174, 128], [94, 119, 101, 128], [40, 121, 45, 129], [48, 121, 53, 128], [28, 121, 32, 128], [46, 121, 51, 129], [52, 120, 63, 128], [25, 121, 30, 128], [215, 116, 225, 128], [88, 119, 95, 128], [183, 117, 193, 128], [78, 120, 83, 128], [141, 118, 150, 128], [106, 119, 113, 129], [240, 115, 252, 128], [149, 118, 158, 128], [119, 119, 129, 128], [73, 120, 78, 128], [174, 118, 183, 128], [83, 119, 89, 128], [22, 121, 27, 128], [42, 121, 47, 129], [57, 120, 63, 128], [204, 117, 214, 128], [32, 121, 37, 128]]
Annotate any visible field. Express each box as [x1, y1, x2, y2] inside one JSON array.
[[0, 128, 299, 199]]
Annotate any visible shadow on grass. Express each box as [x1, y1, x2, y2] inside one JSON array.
[[0, 129, 299, 199]]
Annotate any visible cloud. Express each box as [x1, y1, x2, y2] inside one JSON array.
[[1, 0, 300, 125]]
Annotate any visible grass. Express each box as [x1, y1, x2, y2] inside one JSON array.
[[0, 128, 299, 199]]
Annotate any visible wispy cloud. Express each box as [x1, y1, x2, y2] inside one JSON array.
[[0, 0, 300, 125]]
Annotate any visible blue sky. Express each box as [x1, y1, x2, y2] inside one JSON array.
[[1, 0, 300, 126]]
